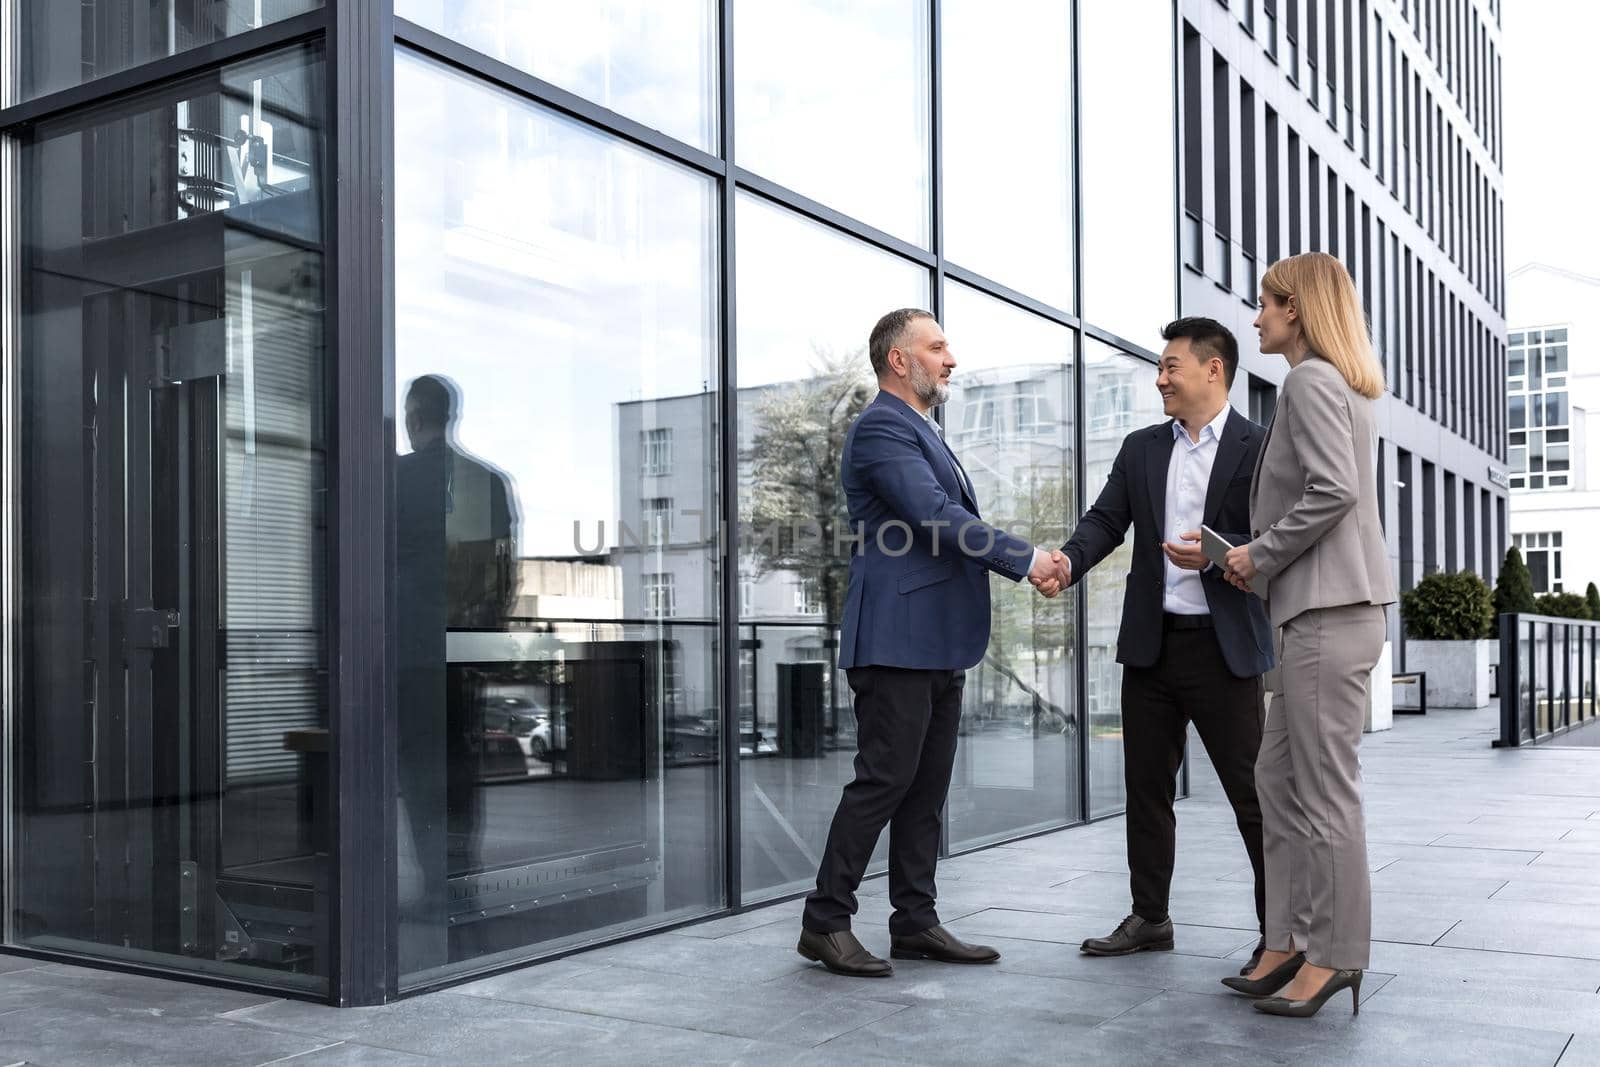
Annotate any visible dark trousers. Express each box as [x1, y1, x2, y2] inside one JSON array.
[[1121, 622, 1266, 930], [803, 666, 963, 936]]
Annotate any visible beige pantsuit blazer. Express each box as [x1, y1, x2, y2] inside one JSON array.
[[1247, 354, 1396, 970]]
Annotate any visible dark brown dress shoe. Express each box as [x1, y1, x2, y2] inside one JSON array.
[[797, 929, 893, 977], [889, 924, 1000, 964], [1079, 913, 1175, 956]]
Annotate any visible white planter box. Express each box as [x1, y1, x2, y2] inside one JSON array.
[[1365, 641, 1393, 733], [1404, 639, 1494, 709]]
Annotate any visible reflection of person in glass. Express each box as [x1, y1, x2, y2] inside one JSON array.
[[396, 374, 518, 972]]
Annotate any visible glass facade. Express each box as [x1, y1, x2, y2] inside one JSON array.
[[2, 2, 1187, 1004], [11, 43, 329, 992], [392, 51, 722, 987]]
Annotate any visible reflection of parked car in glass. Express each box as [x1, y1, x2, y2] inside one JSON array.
[[479, 695, 553, 762], [664, 712, 778, 765]]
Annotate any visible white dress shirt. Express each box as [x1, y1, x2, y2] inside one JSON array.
[[1162, 404, 1233, 615]]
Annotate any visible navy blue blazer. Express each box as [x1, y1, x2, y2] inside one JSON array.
[[1061, 409, 1275, 679], [837, 392, 1034, 671]]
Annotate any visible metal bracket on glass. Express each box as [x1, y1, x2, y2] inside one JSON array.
[[125, 606, 180, 651], [180, 861, 199, 953], [152, 318, 227, 387]]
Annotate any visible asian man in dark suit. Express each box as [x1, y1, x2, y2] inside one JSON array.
[[1040, 318, 1274, 976]]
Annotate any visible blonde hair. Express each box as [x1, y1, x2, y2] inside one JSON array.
[[1261, 252, 1386, 399]]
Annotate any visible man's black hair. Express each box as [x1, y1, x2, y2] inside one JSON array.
[[1160, 317, 1240, 388]]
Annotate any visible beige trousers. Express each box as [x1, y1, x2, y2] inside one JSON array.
[[1257, 603, 1386, 970]]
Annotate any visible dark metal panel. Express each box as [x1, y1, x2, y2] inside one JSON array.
[[0, 10, 331, 132], [1070, 0, 1091, 824], [716, 0, 742, 911], [327, 0, 394, 1007]]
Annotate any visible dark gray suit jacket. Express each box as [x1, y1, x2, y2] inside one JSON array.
[[1061, 408, 1274, 680]]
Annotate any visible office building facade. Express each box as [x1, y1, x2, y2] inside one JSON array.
[[0, 0, 1501, 1004], [1182, 0, 1510, 660], [1506, 263, 1600, 595]]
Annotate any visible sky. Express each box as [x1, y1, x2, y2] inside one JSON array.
[[1502, 0, 1600, 277]]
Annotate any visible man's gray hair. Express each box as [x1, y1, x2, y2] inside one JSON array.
[[868, 308, 936, 378]]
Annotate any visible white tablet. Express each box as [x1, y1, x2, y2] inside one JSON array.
[[1199, 525, 1236, 570]]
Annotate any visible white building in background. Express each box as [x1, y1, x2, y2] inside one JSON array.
[[1507, 263, 1600, 594]]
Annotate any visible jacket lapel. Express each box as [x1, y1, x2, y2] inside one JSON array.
[[1249, 409, 1276, 514], [1146, 422, 1176, 533], [878, 393, 976, 511], [932, 428, 978, 511], [1202, 410, 1251, 526]]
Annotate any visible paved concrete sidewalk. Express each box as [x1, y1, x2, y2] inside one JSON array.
[[5, 704, 1600, 1065]]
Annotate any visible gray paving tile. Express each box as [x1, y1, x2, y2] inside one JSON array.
[[1559, 1034, 1600, 1066], [1369, 863, 1512, 899], [3, 963, 281, 1019], [1360, 972, 1600, 1035], [1494, 878, 1600, 906], [1356, 939, 1600, 992], [949, 907, 1260, 959], [576, 930, 814, 984], [674, 907, 804, 940], [808, 1005, 1103, 1066], [254, 1043, 435, 1065], [783, 954, 1161, 1025], [455, 962, 906, 1045], [0, 995, 327, 1067], [233, 994, 771, 1062], [1439, 919, 1600, 960], [1096, 988, 1573, 1067], [0, 955, 41, 977]]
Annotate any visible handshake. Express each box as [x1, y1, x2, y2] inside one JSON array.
[[1028, 549, 1071, 598]]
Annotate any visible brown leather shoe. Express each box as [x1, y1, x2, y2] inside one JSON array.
[[797, 929, 893, 977], [890, 924, 1000, 964]]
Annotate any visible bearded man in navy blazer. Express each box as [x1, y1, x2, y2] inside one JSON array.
[[1044, 318, 1275, 976], [796, 308, 1068, 979]]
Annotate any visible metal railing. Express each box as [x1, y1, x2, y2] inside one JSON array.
[[1495, 612, 1600, 746]]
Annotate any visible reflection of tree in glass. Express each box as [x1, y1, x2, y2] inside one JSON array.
[[743, 349, 875, 719], [979, 463, 1076, 739]]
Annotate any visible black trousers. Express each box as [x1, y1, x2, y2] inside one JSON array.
[[803, 666, 963, 937], [1121, 622, 1266, 930]]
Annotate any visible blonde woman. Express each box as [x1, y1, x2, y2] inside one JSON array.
[[1218, 252, 1396, 1018]]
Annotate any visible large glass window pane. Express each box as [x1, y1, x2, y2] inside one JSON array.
[[394, 50, 721, 988], [735, 0, 931, 246], [11, 44, 327, 992], [1080, 0, 1176, 340], [942, 284, 1078, 849], [16, 0, 321, 103], [1083, 339, 1166, 817], [394, 0, 718, 151], [942, 1, 1074, 306], [735, 195, 929, 904]]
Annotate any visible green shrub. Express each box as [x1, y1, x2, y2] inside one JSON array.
[[1493, 547, 1536, 617], [1401, 570, 1495, 640], [1535, 592, 1591, 619], [1586, 582, 1600, 621]]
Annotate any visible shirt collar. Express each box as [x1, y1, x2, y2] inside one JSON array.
[[1172, 404, 1232, 445]]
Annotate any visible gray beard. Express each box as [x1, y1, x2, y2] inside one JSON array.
[[909, 360, 950, 407]]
